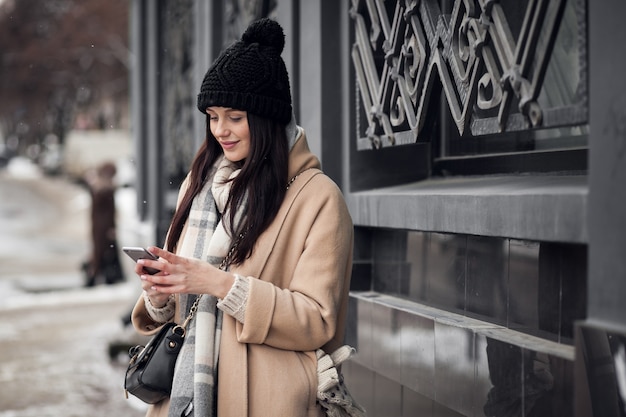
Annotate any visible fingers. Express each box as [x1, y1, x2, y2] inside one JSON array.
[[140, 273, 177, 296], [133, 261, 160, 276], [140, 247, 189, 278], [136, 250, 208, 296], [136, 258, 166, 275], [148, 246, 177, 263], [141, 272, 167, 285]]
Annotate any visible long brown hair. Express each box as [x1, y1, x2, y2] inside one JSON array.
[[165, 113, 289, 265]]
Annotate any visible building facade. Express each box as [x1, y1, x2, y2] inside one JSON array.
[[130, 1, 626, 416]]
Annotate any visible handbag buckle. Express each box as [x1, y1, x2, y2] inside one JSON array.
[[128, 345, 145, 365], [172, 324, 186, 338]]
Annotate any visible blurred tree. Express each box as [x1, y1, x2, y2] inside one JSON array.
[[0, 0, 129, 151]]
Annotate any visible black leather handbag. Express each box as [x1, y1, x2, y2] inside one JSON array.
[[124, 321, 186, 404]]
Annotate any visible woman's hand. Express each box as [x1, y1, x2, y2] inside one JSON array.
[[137, 246, 235, 300], [134, 252, 171, 307]]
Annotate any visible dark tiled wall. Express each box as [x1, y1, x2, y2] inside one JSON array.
[[353, 228, 587, 344], [343, 295, 575, 417], [344, 227, 586, 416]]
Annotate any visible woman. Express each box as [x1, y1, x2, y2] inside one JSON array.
[[131, 18, 355, 417]]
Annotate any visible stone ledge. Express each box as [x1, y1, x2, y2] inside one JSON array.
[[346, 174, 588, 243]]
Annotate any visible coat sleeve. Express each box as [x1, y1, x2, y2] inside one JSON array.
[[131, 296, 166, 335], [235, 178, 354, 352]]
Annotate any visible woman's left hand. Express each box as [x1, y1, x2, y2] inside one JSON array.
[[137, 246, 235, 298]]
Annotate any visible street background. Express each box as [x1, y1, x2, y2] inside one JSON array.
[[0, 157, 149, 417]]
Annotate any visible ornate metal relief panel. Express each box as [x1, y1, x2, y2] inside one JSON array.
[[351, 0, 588, 150]]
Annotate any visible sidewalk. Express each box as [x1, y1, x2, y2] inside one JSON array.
[[0, 286, 149, 417], [0, 158, 149, 416]]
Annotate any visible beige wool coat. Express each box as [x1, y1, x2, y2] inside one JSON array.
[[132, 133, 354, 417]]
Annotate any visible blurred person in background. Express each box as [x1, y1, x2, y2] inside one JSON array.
[[82, 160, 125, 286]]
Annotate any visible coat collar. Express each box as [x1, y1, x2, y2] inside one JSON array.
[[287, 128, 321, 179]]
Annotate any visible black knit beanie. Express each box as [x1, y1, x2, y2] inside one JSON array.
[[197, 18, 292, 124]]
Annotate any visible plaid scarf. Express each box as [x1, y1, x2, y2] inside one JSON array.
[[169, 156, 241, 417]]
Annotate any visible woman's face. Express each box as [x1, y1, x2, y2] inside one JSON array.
[[207, 107, 251, 162]]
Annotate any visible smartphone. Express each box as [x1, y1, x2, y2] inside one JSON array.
[[122, 246, 161, 275]]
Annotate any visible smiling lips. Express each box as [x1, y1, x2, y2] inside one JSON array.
[[220, 141, 238, 150]]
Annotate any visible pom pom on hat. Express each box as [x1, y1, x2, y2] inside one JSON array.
[[197, 18, 292, 124], [241, 18, 285, 52]]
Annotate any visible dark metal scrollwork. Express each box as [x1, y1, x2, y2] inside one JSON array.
[[351, 0, 587, 149]]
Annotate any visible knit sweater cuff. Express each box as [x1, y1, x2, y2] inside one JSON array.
[[217, 274, 249, 323], [142, 291, 176, 324]]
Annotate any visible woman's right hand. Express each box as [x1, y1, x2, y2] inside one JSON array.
[[134, 262, 171, 308]]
